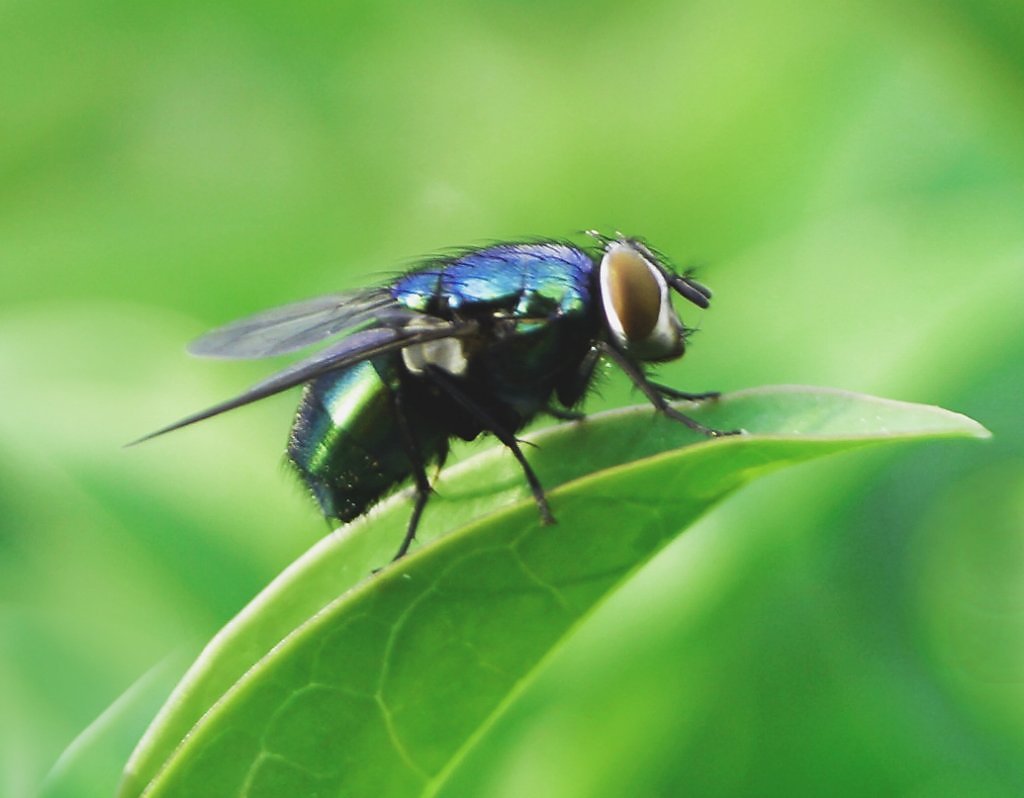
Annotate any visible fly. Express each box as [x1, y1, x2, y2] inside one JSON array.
[[135, 232, 737, 561]]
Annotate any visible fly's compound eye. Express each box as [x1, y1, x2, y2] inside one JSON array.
[[604, 244, 661, 339], [599, 242, 685, 361]]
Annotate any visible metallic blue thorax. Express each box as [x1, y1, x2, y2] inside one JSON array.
[[392, 243, 601, 419], [391, 243, 596, 320]]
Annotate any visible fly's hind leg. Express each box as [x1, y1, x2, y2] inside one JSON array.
[[389, 387, 434, 561], [598, 342, 741, 437], [424, 366, 556, 526]]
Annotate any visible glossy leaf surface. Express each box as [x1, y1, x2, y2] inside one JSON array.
[[121, 387, 987, 797]]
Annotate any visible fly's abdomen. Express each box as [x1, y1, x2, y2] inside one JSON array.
[[287, 359, 426, 522]]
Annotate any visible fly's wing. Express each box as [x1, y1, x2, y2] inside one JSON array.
[[188, 288, 401, 359], [131, 321, 479, 444]]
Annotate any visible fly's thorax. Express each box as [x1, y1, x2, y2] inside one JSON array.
[[598, 241, 685, 361]]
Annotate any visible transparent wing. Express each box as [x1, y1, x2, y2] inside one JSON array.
[[187, 288, 407, 359], [131, 321, 479, 444]]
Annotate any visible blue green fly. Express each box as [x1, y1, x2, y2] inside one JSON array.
[[138, 232, 733, 560]]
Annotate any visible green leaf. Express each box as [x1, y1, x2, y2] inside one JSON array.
[[120, 386, 988, 798]]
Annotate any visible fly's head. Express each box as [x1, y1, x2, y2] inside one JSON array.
[[590, 232, 712, 363]]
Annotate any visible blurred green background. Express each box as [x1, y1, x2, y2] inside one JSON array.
[[3, 0, 1022, 795]]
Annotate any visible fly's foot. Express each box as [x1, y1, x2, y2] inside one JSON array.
[[650, 382, 722, 402], [660, 405, 743, 438]]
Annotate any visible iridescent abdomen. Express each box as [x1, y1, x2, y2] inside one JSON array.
[[287, 358, 445, 521]]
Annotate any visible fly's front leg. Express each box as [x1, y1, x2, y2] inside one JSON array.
[[648, 382, 721, 402], [598, 342, 740, 437], [555, 345, 601, 409], [546, 345, 601, 422]]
